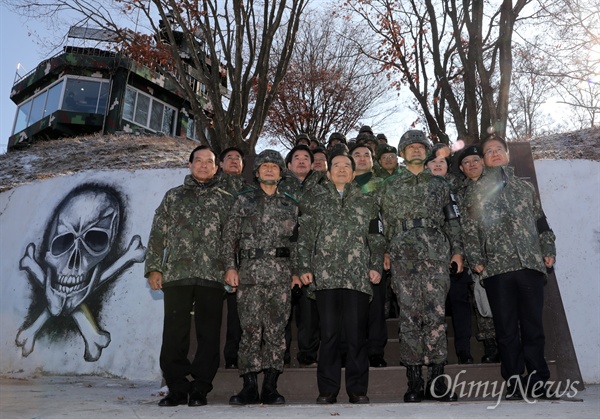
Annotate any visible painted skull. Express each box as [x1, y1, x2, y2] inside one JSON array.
[[44, 189, 120, 316]]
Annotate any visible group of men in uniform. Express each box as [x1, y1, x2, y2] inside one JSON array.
[[144, 127, 556, 406]]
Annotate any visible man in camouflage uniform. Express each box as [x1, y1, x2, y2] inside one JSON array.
[[326, 132, 347, 153], [145, 145, 233, 407], [295, 133, 311, 147], [216, 146, 247, 370], [350, 144, 388, 368], [380, 130, 464, 403], [463, 134, 556, 399], [298, 152, 385, 404], [223, 150, 300, 405], [216, 146, 247, 196], [278, 144, 324, 368], [312, 146, 328, 172], [374, 144, 400, 179], [456, 145, 499, 363]]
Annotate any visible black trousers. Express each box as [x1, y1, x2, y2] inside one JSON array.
[[160, 285, 223, 395], [484, 269, 549, 386], [367, 274, 388, 356], [224, 292, 242, 363], [285, 287, 320, 362], [447, 269, 473, 355], [316, 289, 369, 396]]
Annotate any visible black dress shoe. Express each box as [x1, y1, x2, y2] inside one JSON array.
[[348, 393, 370, 404], [316, 393, 337, 404], [369, 354, 387, 368], [505, 386, 524, 401], [158, 393, 188, 407], [188, 391, 207, 406], [457, 351, 474, 364]]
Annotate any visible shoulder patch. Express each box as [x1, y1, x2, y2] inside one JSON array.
[[284, 192, 299, 203], [236, 187, 255, 197]]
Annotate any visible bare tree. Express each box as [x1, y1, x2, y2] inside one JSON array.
[[342, 0, 533, 145], [3, 0, 308, 155], [261, 10, 392, 149], [506, 40, 556, 140], [525, 0, 600, 129]]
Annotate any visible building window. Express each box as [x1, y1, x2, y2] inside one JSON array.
[[12, 76, 109, 135], [62, 78, 109, 114], [122, 86, 177, 135], [186, 117, 197, 140]]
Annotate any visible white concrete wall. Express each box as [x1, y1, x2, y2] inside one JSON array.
[[0, 161, 598, 383], [535, 160, 600, 384], [0, 168, 186, 381]]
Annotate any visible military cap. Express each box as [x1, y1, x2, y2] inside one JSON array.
[[328, 132, 347, 145], [309, 136, 323, 148], [253, 149, 285, 172], [295, 133, 311, 146], [376, 133, 388, 143], [358, 125, 374, 135], [458, 144, 483, 165], [398, 129, 432, 153], [376, 144, 398, 160]]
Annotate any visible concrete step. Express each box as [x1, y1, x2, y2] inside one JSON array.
[[210, 361, 559, 403]]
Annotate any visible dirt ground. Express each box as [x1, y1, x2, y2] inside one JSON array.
[[1, 127, 598, 192]]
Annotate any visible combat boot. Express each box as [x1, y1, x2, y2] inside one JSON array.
[[261, 368, 285, 404], [229, 372, 260, 405], [403, 365, 424, 403], [425, 364, 458, 401], [481, 339, 500, 363]]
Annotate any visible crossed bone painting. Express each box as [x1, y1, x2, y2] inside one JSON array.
[[16, 183, 147, 362]]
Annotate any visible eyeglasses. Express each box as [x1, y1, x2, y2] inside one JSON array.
[[484, 147, 506, 156], [225, 155, 242, 161], [380, 155, 397, 161]]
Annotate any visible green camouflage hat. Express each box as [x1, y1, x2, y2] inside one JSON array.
[[398, 130, 432, 153], [253, 149, 285, 172]]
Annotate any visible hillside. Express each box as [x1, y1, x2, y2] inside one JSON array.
[[1, 128, 598, 193]]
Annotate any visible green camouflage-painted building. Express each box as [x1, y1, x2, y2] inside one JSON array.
[[8, 26, 228, 150]]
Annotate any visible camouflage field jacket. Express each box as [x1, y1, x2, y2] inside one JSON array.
[[297, 181, 385, 297], [380, 168, 464, 262], [462, 166, 556, 279], [222, 187, 299, 285], [277, 169, 326, 201], [144, 175, 233, 287], [214, 172, 248, 195]]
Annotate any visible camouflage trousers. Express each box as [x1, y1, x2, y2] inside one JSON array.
[[237, 283, 291, 375], [390, 259, 450, 366], [475, 309, 496, 341]]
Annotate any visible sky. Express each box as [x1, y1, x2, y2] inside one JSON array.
[[0, 4, 417, 156], [0, 5, 48, 154], [0, 3, 582, 156]]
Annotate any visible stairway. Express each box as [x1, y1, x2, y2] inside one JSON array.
[[193, 306, 558, 403]]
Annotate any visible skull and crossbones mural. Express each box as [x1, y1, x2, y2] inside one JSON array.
[[16, 183, 146, 362]]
